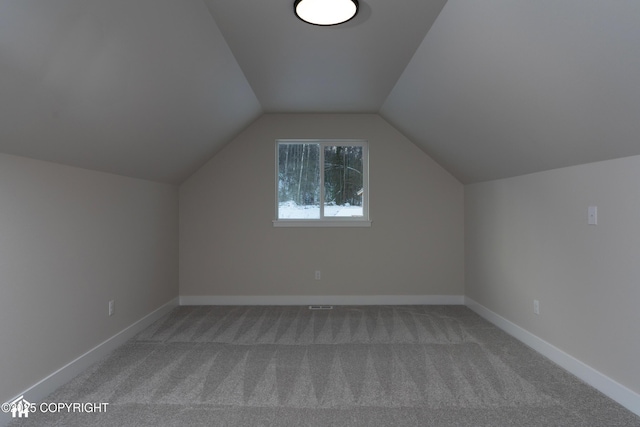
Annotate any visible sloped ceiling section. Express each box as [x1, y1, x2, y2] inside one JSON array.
[[0, 0, 261, 184], [202, 0, 447, 113], [381, 0, 640, 184], [2, 0, 640, 185]]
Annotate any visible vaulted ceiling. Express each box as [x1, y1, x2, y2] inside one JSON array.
[[1, 0, 639, 184]]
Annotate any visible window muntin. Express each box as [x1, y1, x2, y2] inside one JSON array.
[[276, 140, 368, 224]]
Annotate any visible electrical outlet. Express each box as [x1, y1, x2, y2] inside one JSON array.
[[108, 300, 115, 316], [588, 206, 598, 225], [314, 270, 321, 280], [533, 300, 540, 315]]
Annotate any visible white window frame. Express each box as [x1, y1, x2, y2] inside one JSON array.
[[273, 139, 371, 227]]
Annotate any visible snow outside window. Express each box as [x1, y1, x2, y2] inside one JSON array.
[[274, 140, 370, 227]]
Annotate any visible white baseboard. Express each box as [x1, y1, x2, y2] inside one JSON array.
[[1, 297, 179, 427], [465, 297, 640, 417], [179, 294, 464, 306]]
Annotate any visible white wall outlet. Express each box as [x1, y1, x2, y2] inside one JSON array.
[[533, 299, 540, 315], [108, 300, 115, 316], [314, 270, 321, 280], [588, 206, 598, 225]]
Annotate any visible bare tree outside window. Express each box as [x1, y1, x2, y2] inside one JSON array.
[[276, 140, 368, 222]]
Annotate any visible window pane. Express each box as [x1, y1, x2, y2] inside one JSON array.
[[324, 145, 364, 217], [278, 143, 321, 219]]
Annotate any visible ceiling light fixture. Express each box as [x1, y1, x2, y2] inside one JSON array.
[[294, 0, 359, 26]]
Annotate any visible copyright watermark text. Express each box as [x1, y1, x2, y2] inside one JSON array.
[[2, 396, 108, 418]]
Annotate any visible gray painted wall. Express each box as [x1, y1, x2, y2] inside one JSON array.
[[0, 154, 179, 403], [465, 155, 640, 396], [180, 114, 464, 298]]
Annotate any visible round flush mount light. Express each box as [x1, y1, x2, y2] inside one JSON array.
[[294, 0, 359, 26]]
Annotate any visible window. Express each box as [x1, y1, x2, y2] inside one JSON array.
[[274, 140, 370, 227]]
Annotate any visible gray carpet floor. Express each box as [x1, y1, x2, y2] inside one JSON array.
[[9, 305, 640, 426]]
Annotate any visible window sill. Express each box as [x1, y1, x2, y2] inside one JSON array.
[[273, 219, 371, 228]]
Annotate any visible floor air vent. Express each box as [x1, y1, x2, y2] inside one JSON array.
[[309, 305, 333, 310]]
